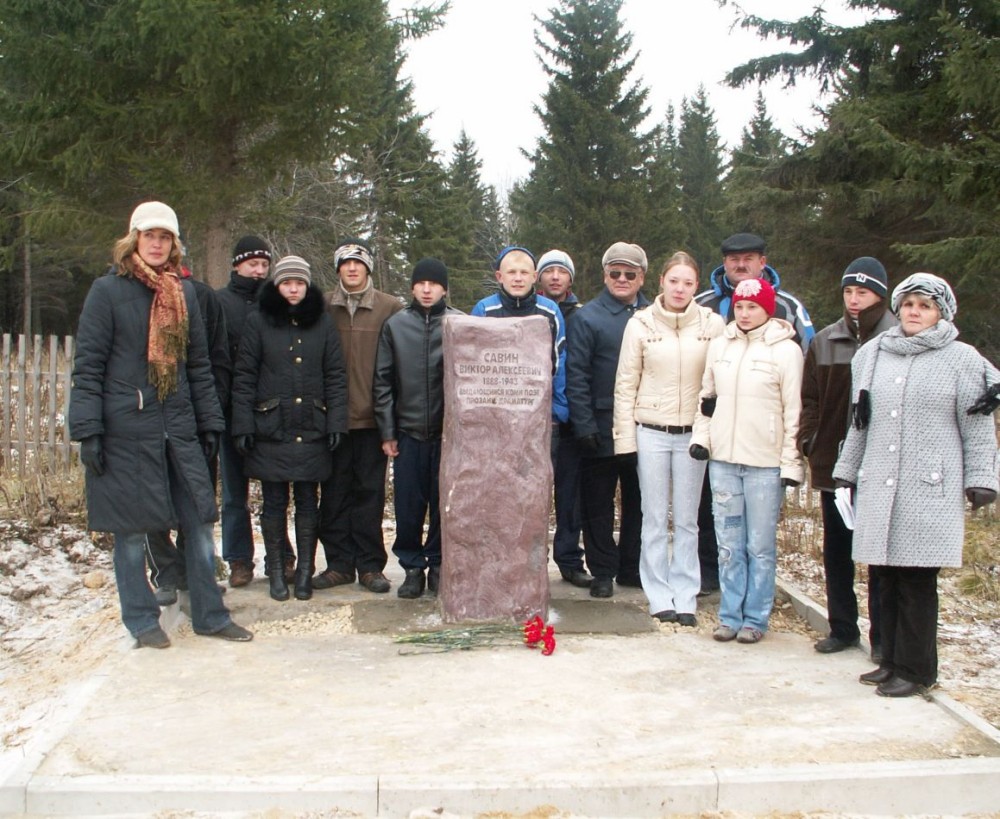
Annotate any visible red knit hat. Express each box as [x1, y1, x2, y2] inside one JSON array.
[[732, 277, 776, 316]]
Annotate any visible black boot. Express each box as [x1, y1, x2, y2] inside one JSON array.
[[261, 517, 289, 601], [398, 568, 426, 599], [294, 512, 319, 601]]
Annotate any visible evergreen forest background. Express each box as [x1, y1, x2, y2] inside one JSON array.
[[1, 0, 997, 360]]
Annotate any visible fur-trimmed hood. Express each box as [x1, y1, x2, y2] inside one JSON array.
[[258, 280, 325, 327]]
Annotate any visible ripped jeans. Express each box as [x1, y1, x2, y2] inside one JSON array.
[[709, 461, 782, 633]]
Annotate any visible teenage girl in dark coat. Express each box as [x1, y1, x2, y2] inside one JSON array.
[[230, 255, 348, 601]]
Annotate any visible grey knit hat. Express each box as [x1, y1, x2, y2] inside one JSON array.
[[890, 272, 957, 321], [537, 249, 576, 282], [272, 255, 311, 286]]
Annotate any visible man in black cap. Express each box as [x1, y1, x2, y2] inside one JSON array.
[[799, 256, 895, 659], [316, 238, 403, 593], [373, 259, 463, 599], [693, 232, 816, 594]]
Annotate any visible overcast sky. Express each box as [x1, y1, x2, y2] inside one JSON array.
[[394, 0, 870, 190]]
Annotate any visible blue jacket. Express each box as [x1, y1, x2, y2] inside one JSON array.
[[566, 286, 650, 458], [695, 264, 814, 354], [471, 288, 568, 423]]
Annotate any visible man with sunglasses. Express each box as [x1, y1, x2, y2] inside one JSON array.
[[693, 232, 815, 595], [566, 242, 650, 598]]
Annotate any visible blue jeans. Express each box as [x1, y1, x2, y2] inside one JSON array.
[[219, 429, 253, 563], [391, 433, 441, 570], [113, 466, 231, 638], [709, 461, 782, 633], [636, 426, 706, 615]]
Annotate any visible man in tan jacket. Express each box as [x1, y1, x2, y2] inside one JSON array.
[[315, 238, 402, 593]]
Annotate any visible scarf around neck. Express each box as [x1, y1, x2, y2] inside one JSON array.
[[127, 252, 188, 400]]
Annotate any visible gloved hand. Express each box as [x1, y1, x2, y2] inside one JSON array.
[[688, 443, 709, 461], [967, 383, 1000, 416], [781, 477, 800, 488], [700, 396, 717, 418], [234, 434, 254, 456], [577, 433, 600, 456], [80, 435, 105, 476], [966, 487, 997, 510], [199, 431, 220, 461], [327, 432, 343, 452], [834, 479, 856, 492]]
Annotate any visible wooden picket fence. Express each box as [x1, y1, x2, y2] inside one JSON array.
[[1, 334, 76, 476]]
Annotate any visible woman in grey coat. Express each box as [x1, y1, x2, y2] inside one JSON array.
[[833, 273, 998, 697], [70, 202, 252, 648]]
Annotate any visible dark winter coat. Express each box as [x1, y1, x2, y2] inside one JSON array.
[[187, 276, 230, 413], [798, 301, 898, 490], [231, 282, 347, 483], [69, 270, 225, 533], [695, 265, 815, 354], [566, 286, 650, 458], [373, 298, 464, 442], [214, 272, 264, 414]]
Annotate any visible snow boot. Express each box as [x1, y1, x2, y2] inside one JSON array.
[[294, 512, 319, 601], [261, 516, 289, 601]]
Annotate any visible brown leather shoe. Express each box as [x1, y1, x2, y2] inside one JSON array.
[[228, 560, 254, 588], [312, 569, 354, 590], [359, 571, 391, 594]]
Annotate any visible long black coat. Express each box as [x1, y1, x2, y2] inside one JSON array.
[[231, 282, 347, 482], [69, 271, 225, 532]]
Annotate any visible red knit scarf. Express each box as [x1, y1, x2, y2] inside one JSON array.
[[127, 252, 188, 400]]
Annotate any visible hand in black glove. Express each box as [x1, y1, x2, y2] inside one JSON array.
[[199, 431, 220, 461], [234, 434, 254, 456], [834, 479, 856, 492], [688, 443, 709, 461], [80, 435, 105, 476], [967, 383, 1000, 416], [700, 396, 717, 418], [781, 477, 800, 488], [327, 432, 343, 452], [577, 433, 600, 456], [966, 487, 997, 510]]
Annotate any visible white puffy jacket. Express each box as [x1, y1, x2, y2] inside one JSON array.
[[691, 317, 805, 483], [613, 296, 724, 454]]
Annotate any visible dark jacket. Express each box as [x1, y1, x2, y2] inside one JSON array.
[[69, 271, 224, 532], [230, 282, 347, 483], [695, 265, 815, 354], [373, 298, 464, 442], [566, 286, 650, 458], [215, 272, 264, 414], [798, 301, 898, 490], [187, 276, 230, 412]]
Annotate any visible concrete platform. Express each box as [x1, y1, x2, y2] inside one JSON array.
[[2, 563, 999, 817]]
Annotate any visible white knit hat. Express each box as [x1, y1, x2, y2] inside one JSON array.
[[129, 201, 180, 237], [272, 255, 312, 286]]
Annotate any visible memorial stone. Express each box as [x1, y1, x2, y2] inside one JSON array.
[[439, 314, 553, 622]]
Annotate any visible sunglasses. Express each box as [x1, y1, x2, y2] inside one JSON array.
[[608, 268, 638, 281]]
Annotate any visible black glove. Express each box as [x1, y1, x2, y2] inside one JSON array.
[[700, 396, 717, 418], [781, 477, 800, 488], [80, 435, 105, 476], [234, 434, 254, 456], [834, 479, 856, 492], [327, 432, 343, 452], [967, 383, 1000, 416], [688, 443, 709, 461], [199, 431, 220, 461], [577, 433, 600, 456], [966, 487, 997, 510]]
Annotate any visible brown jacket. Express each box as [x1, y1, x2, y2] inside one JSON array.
[[327, 282, 402, 430], [798, 301, 897, 490]]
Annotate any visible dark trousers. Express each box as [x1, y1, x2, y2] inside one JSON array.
[[820, 490, 881, 645], [318, 428, 388, 576], [696, 471, 719, 590], [552, 423, 585, 572], [873, 564, 940, 687], [391, 433, 442, 571], [578, 454, 642, 581], [261, 480, 319, 519], [145, 452, 218, 590]]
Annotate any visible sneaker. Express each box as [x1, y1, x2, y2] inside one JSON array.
[[228, 560, 253, 588], [196, 622, 253, 642], [154, 585, 178, 607], [397, 568, 426, 599], [312, 569, 355, 589], [136, 626, 171, 649], [736, 627, 764, 644], [359, 571, 391, 594], [713, 625, 738, 642]]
